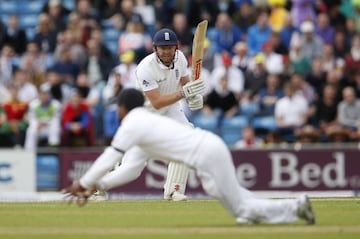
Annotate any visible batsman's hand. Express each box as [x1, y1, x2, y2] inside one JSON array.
[[62, 181, 96, 207], [181, 78, 205, 99], [187, 94, 203, 110]]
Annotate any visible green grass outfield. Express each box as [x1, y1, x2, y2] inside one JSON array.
[[0, 198, 359, 239]]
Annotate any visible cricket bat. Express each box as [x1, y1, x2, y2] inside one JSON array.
[[191, 20, 208, 81]]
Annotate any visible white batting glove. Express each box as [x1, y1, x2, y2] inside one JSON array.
[[181, 79, 205, 99], [186, 94, 203, 111]]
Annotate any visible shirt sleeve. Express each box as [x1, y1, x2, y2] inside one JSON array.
[[136, 66, 158, 92]]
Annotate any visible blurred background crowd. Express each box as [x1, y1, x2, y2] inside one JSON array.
[[0, 0, 360, 150]]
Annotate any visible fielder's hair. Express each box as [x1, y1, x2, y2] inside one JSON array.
[[117, 88, 145, 111]]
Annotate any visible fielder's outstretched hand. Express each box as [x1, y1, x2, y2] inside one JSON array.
[[62, 181, 96, 207]]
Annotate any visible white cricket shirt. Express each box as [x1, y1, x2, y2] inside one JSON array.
[[135, 50, 189, 115]]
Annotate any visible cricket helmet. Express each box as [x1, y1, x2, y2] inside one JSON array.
[[153, 28, 178, 46]]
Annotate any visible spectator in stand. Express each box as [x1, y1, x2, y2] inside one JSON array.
[[256, 73, 284, 116], [90, 27, 116, 66], [244, 53, 268, 99], [337, 86, 360, 132], [203, 71, 239, 118], [275, 82, 309, 136], [315, 13, 335, 44], [42, 0, 70, 32], [22, 41, 47, 73], [2, 84, 28, 147], [24, 84, 62, 151], [211, 52, 245, 100], [52, 46, 80, 85], [83, 38, 114, 89], [118, 15, 153, 63], [279, 14, 297, 50], [333, 29, 350, 58], [13, 69, 38, 103], [66, 12, 85, 45], [75, 72, 100, 110], [269, 31, 288, 55], [349, 0, 360, 33], [289, 33, 312, 75], [54, 30, 87, 69], [0, 44, 18, 86], [247, 10, 272, 56], [261, 40, 284, 75], [3, 15, 27, 55], [61, 90, 95, 147], [268, 0, 288, 32], [99, 0, 121, 21], [234, 125, 263, 149], [327, 1, 346, 29], [118, 0, 144, 31], [232, 0, 256, 37], [290, 0, 317, 29], [322, 43, 345, 74], [20, 54, 46, 90], [290, 72, 316, 105], [353, 70, 360, 98], [345, 18, 357, 46], [297, 20, 324, 61], [232, 41, 251, 72], [186, 0, 219, 28], [109, 50, 137, 89], [306, 57, 326, 94], [44, 69, 72, 104], [33, 13, 58, 53], [102, 70, 122, 145], [213, 12, 242, 57], [75, 0, 99, 46], [344, 34, 360, 77], [309, 84, 339, 134], [0, 20, 6, 49], [172, 13, 193, 57], [294, 124, 321, 143]]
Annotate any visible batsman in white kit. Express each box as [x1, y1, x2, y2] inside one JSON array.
[[63, 88, 315, 225], [132, 28, 204, 201]]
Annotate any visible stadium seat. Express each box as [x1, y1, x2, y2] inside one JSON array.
[[251, 116, 277, 131], [240, 102, 259, 117], [19, 14, 39, 28], [63, 0, 76, 11], [0, 0, 18, 14], [106, 41, 118, 56], [26, 27, 36, 40], [102, 28, 121, 41], [219, 115, 248, 146], [191, 113, 219, 133], [20, 0, 45, 14]]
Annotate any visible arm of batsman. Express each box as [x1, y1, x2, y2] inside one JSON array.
[[181, 78, 205, 98], [186, 94, 203, 110]]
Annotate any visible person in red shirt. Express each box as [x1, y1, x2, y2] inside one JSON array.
[[61, 90, 94, 146], [2, 84, 28, 147]]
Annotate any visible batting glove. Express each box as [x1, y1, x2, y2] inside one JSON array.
[[187, 94, 203, 111], [181, 79, 205, 99]]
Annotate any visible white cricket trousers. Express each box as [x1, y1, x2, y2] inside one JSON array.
[[195, 134, 298, 223]]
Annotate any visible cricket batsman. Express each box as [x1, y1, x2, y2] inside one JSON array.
[[133, 28, 204, 201], [63, 88, 315, 225]]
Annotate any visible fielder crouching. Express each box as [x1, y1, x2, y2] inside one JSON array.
[[63, 88, 315, 225]]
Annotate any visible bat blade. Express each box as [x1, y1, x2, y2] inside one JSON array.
[[191, 20, 208, 81]]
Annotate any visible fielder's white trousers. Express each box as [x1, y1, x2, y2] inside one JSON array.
[[194, 134, 298, 224]]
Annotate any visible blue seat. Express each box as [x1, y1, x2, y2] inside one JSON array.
[[251, 116, 277, 131], [20, 0, 45, 14], [19, 14, 39, 28], [63, 0, 76, 11], [191, 113, 219, 133], [106, 40, 118, 56], [219, 115, 248, 146], [0, 0, 18, 14], [102, 28, 121, 41], [26, 27, 36, 40]]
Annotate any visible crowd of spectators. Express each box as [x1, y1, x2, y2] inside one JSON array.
[[1, 0, 360, 150]]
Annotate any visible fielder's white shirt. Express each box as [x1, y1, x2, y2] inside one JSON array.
[[111, 108, 206, 167], [135, 51, 189, 115]]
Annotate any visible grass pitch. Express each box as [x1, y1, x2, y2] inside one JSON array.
[[0, 198, 359, 239]]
